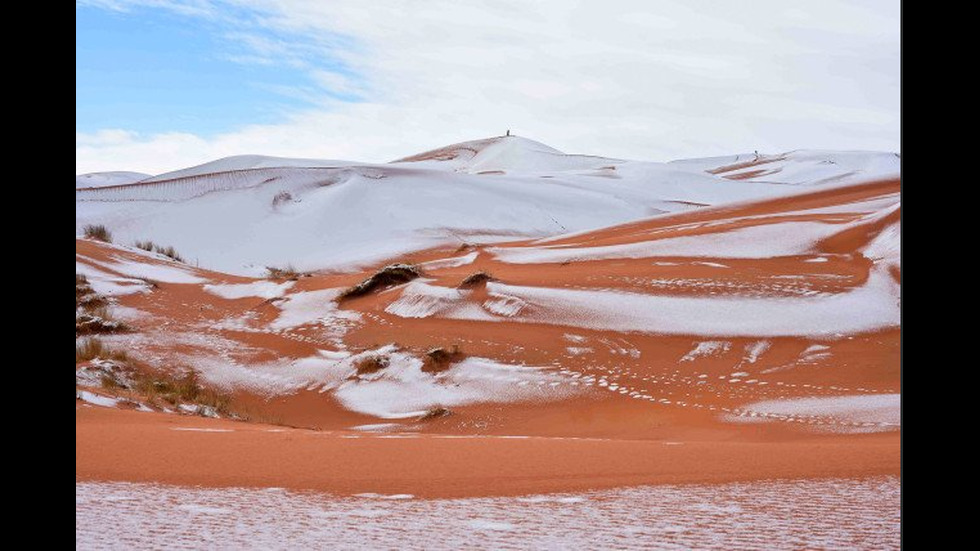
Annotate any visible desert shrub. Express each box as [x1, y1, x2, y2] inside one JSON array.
[[155, 244, 184, 263], [134, 370, 230, 415], [134, 240, 155, 252], [417, 407, 451, 421], [272, 191, 293, 207], [83, 224, 112, 242], [76, 271, 124, 333], [100, 373, 122, 390], [354, 354, 390, 375], [76, 338, 129, 364], [77, 293, 107, 309], [458, 271, 493, 288], [76, 311, 128, 335], [134, 240, 184, 262], [338, 264, 422, 300], [138, 278, 159, 289], [76, 274, 109, 309], [421, 345, 465, 373], [76, 274, 96, 298], [265, 264, 303, 280]]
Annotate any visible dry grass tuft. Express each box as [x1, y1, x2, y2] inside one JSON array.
[[83, 224, 112, 242], [134, 240, 184, 262], [76, 338, 129, 364], [265, 264, 304, 280], [133, 370, 231, 415], [77, 275, 125, 333], [417, 407, 451, 421], [76, 274, 107, 308], [134, 240, 154, 252], [76, 310, 128, 335]]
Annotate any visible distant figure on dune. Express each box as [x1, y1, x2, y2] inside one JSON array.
[[506, 129, 511, 137], [754, 150, 759, 161]]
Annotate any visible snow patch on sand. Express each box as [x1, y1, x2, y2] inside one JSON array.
[[353, 493, 414, 500], [490, 221, 848, 264], [420, 251, 478, 270], [333, 352, 577, 419], [205, 280, 294, 300], [385, 280, 470, 318], [681, 341, 731, 362], [744, 340, 771, 363], [727, 394, 900, 432], [441, 276, 900, 337], [482, 292, 528, 317], [271, 289, 360, 330], [76, 260, 150, 296], [76, 390, 120, 408], [103, 257, 206, 284]]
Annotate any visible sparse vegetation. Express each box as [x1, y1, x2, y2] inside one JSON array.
[[100, 372, 126, 390], [265, 264, 304, 280], [338, 264, 422, 300], [272, 191, 293, 207], [76, 292, 107, 308], [354, 354, 390, 375], [134, 240, 154, 252], [458, 271, 493, 288], [76, 310, 128, 335], [77, 274, 125, 334], [421, 345, 465, 373], [133, 240, 184, 262], [138, 277, 159, 289], [76, 338, 129, 364], [157, 245, 184, 262], [83, 224, 112, 242], [80, 354, 232, 417], [417, 407, 451, 421], [76, 274, 108, 308], [134, 370, 230, 415], [74, 273, 230, 418]]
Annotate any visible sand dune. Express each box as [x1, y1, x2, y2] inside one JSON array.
[[76, 138, 899, 500], [75, 136, 899, 275]]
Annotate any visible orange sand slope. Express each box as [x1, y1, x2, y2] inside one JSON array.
[[76, 177, 900, 496]]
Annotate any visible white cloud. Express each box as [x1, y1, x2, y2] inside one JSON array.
[[76, 0, 900, 174]]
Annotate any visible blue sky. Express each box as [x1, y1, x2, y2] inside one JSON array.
[[76, 2, 359, 136], [76, 1, 900, 174]]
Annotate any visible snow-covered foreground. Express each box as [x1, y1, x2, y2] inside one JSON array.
[[75, 477, 899, 550], [75, 136, 899, 275]]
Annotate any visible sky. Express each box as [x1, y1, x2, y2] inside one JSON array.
[[76, 0, 900, 175]]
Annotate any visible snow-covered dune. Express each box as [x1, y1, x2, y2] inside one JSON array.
[[142, 154, 358, 183], [703, 150, 900, 186], [76, 171, 151, 189], [76, 136, 899, 275]]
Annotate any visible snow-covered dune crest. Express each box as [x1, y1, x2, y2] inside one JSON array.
[[76, 135, 899, 277]]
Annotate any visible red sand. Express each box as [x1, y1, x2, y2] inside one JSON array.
[[76, 178, 900, 497], [76, 407, 898, 499]]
